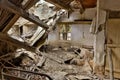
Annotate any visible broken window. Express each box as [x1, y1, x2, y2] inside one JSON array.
[[59, 24, 71, 40]]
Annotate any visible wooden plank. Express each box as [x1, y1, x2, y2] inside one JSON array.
[[2, 0, 39, 33], [4, 67, 53, 80], [106, 44, 120, 48], [57, 21, 91, 24], [45, 0, 72, 11], [22, 0, 39, 9], [0, 32, 35, 52], [106, 68, 120, 73], [1, 73, 26, 80], [2, 15, 20, 33], [105, 19, 120, 79], [108, 48, 114, 80], [0, 0, 49, 30]]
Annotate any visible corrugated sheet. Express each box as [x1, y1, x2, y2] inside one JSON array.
[[105, 19, 120, 78]]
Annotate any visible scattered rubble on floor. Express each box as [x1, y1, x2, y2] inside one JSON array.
[[0, 45, 117, 80]]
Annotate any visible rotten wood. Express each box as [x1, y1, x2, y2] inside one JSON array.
[[0, 0, 49, 30], [80, 0, 97, 8], [25, 64, 37, 80], [22, 0, 39, 10], [2, 15, 20, 33], [41, 52, 64, 64], [2, 0, 39, 33], [108, 48, 114, 80], [45, 0, 72, 11], [106, 44, 120, 48], [106, 68, 120, 73], [0, 32, 35, 52], [57, 21, 91, 25], [1, 73, 26, 80], [3, 67, 53, 80], [37, 56, 46, 68]]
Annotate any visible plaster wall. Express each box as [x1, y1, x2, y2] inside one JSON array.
[[70, 24, 94, 46]]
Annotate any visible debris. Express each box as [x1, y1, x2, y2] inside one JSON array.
[[41, 52, 64, 64], [64, 73, 92, 80], [37, 56, 46, 68], [2, 67, 53, 80], [70, 57, 85, 66]]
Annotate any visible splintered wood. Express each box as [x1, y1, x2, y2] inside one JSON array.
[[0, 48, 52, 80], [0, 45, 114, 80]]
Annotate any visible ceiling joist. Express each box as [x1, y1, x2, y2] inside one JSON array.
[[2, 0, 39, 33], [45, 0, 72, 11], [0, 0, 49, 30], [0, 32, 35, 52]]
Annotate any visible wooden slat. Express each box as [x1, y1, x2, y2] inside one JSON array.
[[105, 19, 120, 79], [0, 0, 49, 30], [2, 0, 39, 33], [57, 21, 91, 24], [2, 15, 19, 33], [0, 32, 35, 52], [45, 0, 72, 11], [1, 73, 26, 80], [106, 44, 120, 48]]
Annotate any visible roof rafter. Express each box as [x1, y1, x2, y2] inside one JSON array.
[[45, 0, 72, 11], [0, 0, 49, 30]]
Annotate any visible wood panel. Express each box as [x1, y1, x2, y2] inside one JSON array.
[[105, 19, 120, 78]]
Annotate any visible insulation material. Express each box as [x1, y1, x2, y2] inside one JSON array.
[[34, 3, 56, 20], [105, 19, 120, 78]]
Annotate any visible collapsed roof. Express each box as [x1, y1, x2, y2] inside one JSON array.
[[0, 0, 68, 52], [0, 0, 97, 52]]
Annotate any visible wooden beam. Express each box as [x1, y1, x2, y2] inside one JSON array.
[[106, 44, 120, 48], [2, 15, 20, 33], [2, 0, 39, 33], [4, 67, 53, 80], [1, 73, 26, 80], [0, 32, 35, 52], [109, 11, 120, 19], [0, 0, 49, 30], [45, 0, 72, 11], [22, 0, 39, 9], [57, 21, 91, 24]]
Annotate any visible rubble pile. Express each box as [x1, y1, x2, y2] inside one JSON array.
[[40, 46, 94, 80], [0, 45, 114, 80], [0, 48, 52, 80]]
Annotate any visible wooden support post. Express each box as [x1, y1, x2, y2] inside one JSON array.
[[108, 48, 114, 80], [0, 0, 49, 30], [2, 15, 20, 33]]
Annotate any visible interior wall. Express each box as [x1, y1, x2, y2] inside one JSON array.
[[47, 8, 96, 47], [47, 26, 59, 45], [47, 24, 94, 47], [59, 8, 96, 22], [70, 24, 94, 47]]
